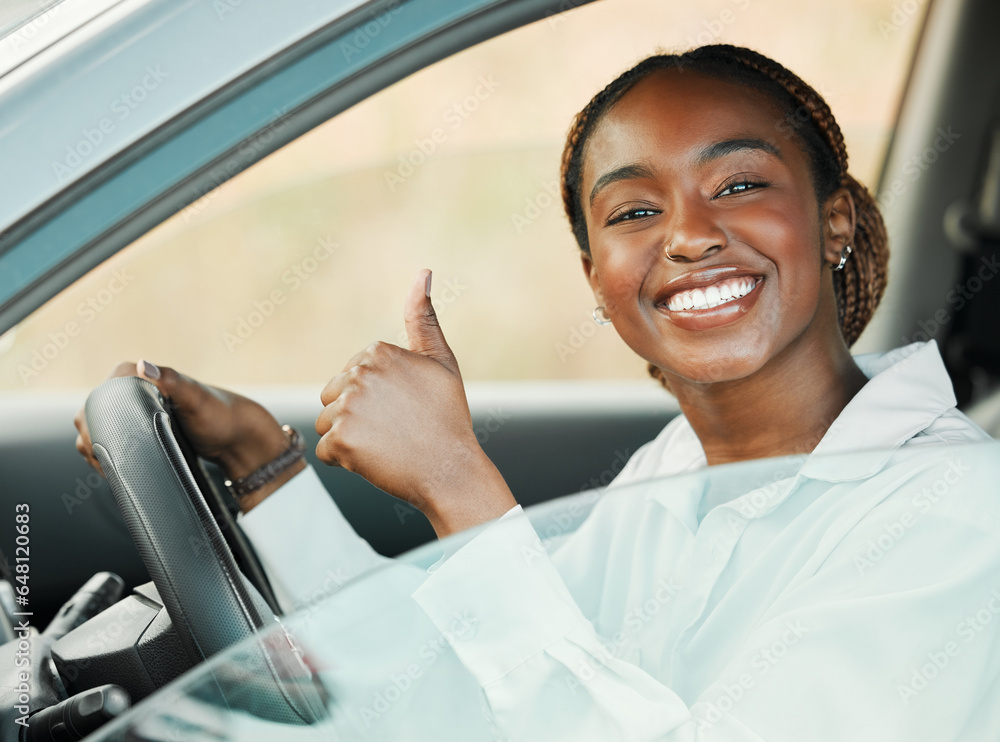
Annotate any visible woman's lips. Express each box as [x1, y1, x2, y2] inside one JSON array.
[[656, 276, 764, 331]]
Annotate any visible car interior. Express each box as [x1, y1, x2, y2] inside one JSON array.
[[1, 0, 999, 736]]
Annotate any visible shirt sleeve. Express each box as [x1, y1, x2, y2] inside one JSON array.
[[238, 464, 389, 612], [411, 505, 719, 741]]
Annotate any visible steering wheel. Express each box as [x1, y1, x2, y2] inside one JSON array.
[[82, 375, 327, 725]]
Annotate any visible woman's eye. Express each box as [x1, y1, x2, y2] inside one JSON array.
[[606, 207, 659, 226], [715, 178, 769, 198]]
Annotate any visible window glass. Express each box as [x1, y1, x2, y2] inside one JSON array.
[[0, 0, 65, 40], [0, 0, 928, 389]]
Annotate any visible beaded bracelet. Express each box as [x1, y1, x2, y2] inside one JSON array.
[[224, 425, 305, 498]]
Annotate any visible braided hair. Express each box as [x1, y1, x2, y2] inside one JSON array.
[[560, 45, 889, 385]]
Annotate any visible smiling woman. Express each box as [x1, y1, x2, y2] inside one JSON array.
[[300, 43, 994, 739], [107, 42, 998, 740]]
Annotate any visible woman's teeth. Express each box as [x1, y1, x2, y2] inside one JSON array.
[[666, 278, 758, 312]]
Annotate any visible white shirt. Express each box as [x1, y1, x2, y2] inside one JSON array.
[[240, 341, 1000, 740]]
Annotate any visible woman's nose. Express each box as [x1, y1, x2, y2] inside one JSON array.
[[663, 198, 726, 262]]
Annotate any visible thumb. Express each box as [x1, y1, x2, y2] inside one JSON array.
[[403, 270, 459, 374]]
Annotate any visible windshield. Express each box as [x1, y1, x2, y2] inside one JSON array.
[[87, 441, 1000, 740]]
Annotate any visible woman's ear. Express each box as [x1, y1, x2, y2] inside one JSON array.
[[822, 187, 856, 267], [581, 253, 605, 306]]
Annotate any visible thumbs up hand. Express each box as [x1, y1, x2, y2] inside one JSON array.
[[315, 270, 517, 538]]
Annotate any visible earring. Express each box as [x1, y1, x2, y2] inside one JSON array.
[[593, 306, 612, 325], [833, 244, 852, 271]]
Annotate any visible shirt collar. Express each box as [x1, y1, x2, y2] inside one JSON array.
[[796, 341, 956, 482], [647, 341, 956, 510]]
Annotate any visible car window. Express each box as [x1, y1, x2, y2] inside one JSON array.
[[83, 440, 1000, 740], [0, 0, 65, 39], [85, 453, 805, 741], [0, 0, 927, 391]]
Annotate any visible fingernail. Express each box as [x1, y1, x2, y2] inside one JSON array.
[[425, 271, 433, 298], [138, 359, 161, 380]]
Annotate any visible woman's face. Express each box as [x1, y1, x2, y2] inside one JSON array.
[[580, 69, 851, 386]]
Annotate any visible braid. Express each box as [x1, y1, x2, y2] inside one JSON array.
[[841, 175, 889, 344], [560, 44, 890, 384], [559, 110, 589, 249]]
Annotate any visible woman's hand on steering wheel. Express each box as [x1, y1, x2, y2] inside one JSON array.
[[74, 361, 302, 512]]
